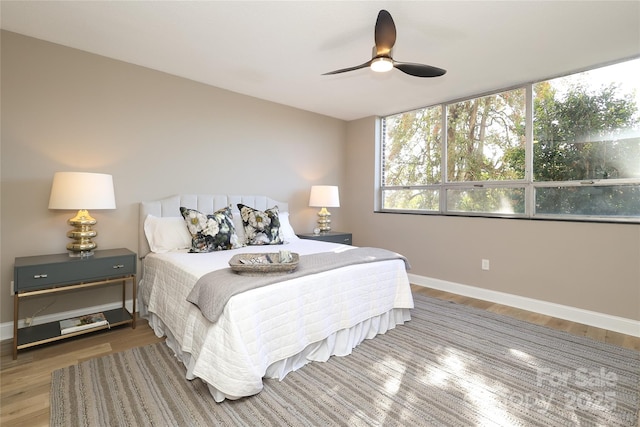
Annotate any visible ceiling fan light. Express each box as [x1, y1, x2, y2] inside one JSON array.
[[370, 57, 393, 73]]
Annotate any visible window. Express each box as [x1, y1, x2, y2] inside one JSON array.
[[447, 89, 526, 182], [380, 58, 640, 222], [382, 106, 442, 211]]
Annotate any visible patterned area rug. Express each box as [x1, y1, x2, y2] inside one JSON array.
[[51, 294, 640, 426]]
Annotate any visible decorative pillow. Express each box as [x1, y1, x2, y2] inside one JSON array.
[[143, 215, 192, 253], [180, 206, 241, 252], [237, 204, 284, 245]]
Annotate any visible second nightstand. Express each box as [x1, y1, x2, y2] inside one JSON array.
[[297, 231, 352, 245]]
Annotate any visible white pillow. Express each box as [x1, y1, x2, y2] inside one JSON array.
[[232, 214, 247, 246], [144, 215, 192, 253], [279, 212, 299, 242]]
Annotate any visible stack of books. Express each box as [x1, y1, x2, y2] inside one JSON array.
[[59, 312, 108, 335]]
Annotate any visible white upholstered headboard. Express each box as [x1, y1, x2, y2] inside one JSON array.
[[138, 194, 288, 259]]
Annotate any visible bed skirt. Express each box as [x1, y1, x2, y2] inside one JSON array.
[[142, 305, 411, 402]]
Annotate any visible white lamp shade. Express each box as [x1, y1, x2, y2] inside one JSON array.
[[48, 172, 116, 210], [309, 185, 340, 208]]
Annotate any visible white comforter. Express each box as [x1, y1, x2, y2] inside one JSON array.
[[139, 238, 413, 401]]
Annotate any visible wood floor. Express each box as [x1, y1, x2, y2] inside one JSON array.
[[1, 286, 638, 427]]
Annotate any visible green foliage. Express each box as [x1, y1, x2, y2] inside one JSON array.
[[383, 189, 439, 211], [384, 106, 442, 187], [382, 64, 640, 217], [533, 80, 640, 215], [533, 81, 639, 181], [447, 88, 526, 182]]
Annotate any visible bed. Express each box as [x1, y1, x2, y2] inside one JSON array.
[[138, 194, 414, 402]]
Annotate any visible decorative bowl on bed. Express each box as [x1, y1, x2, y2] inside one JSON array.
[[228, 252, 299, 274]]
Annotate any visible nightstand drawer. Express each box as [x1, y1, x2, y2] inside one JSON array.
[[14, 249, 136, 292], [297, 232, 352, 245], [317, 233, 352, 244]]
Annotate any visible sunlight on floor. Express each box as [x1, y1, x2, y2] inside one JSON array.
[[424, 347, 515, 425], [346, 356, 408, 425], [383, 358, 406, 394], [509, 348, 534, 361]]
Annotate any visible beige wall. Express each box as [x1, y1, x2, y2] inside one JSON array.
[[0, 31, 346, 325], [345, 116, 640, 321], [2, 30, 639, 331]]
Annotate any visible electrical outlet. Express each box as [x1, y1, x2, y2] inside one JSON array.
[[10, 281, 15, 296], [481, 259, 490, 271]]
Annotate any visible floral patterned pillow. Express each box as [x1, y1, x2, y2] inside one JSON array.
[[180, 206, 242, 252], [237, 204, 284, 245]]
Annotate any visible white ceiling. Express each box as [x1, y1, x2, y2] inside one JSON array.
[[1, 1, 639, 121]]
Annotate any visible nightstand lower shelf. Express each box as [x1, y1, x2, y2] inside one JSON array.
[[16, 307, 133, 349]]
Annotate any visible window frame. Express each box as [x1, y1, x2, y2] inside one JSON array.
[[377, 60, 640, 224]]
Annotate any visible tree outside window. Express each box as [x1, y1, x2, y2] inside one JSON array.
[[380, 58, 640, 221]]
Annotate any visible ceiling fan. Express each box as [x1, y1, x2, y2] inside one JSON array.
[[323, 9, 446, 78]]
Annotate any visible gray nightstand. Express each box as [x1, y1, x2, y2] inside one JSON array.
[[297, 231, 352, 245], [12, 248, 136, 359]]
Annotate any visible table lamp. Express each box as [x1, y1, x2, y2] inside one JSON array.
[[309, 185, 340, 233], [48, 172, 116, 257]]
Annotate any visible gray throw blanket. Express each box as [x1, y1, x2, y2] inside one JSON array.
[[187, 247, 411, 323]]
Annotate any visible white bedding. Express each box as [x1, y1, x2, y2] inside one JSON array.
[[140, 238, 414, 402], [140, 239, 413, 401]]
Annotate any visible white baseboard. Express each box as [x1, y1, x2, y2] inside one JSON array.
[[0, 299, 135, 341], [410, 274, 640, 338]]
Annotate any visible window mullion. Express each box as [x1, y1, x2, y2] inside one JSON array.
[[440, 103, 448, 213], [525, 84, 535, 218]]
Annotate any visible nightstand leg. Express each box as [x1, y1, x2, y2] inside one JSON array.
[[131, 276, 136, 329], [13, 294, 19, 360]]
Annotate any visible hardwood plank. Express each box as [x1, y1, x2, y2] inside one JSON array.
[[585, 325, 608, 342], [604, 330, 629, 348], [566, 321, 589, 337], [544, 316, 574, 332], [623, 335, 640, 352], [2, 391, 49, 426]]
